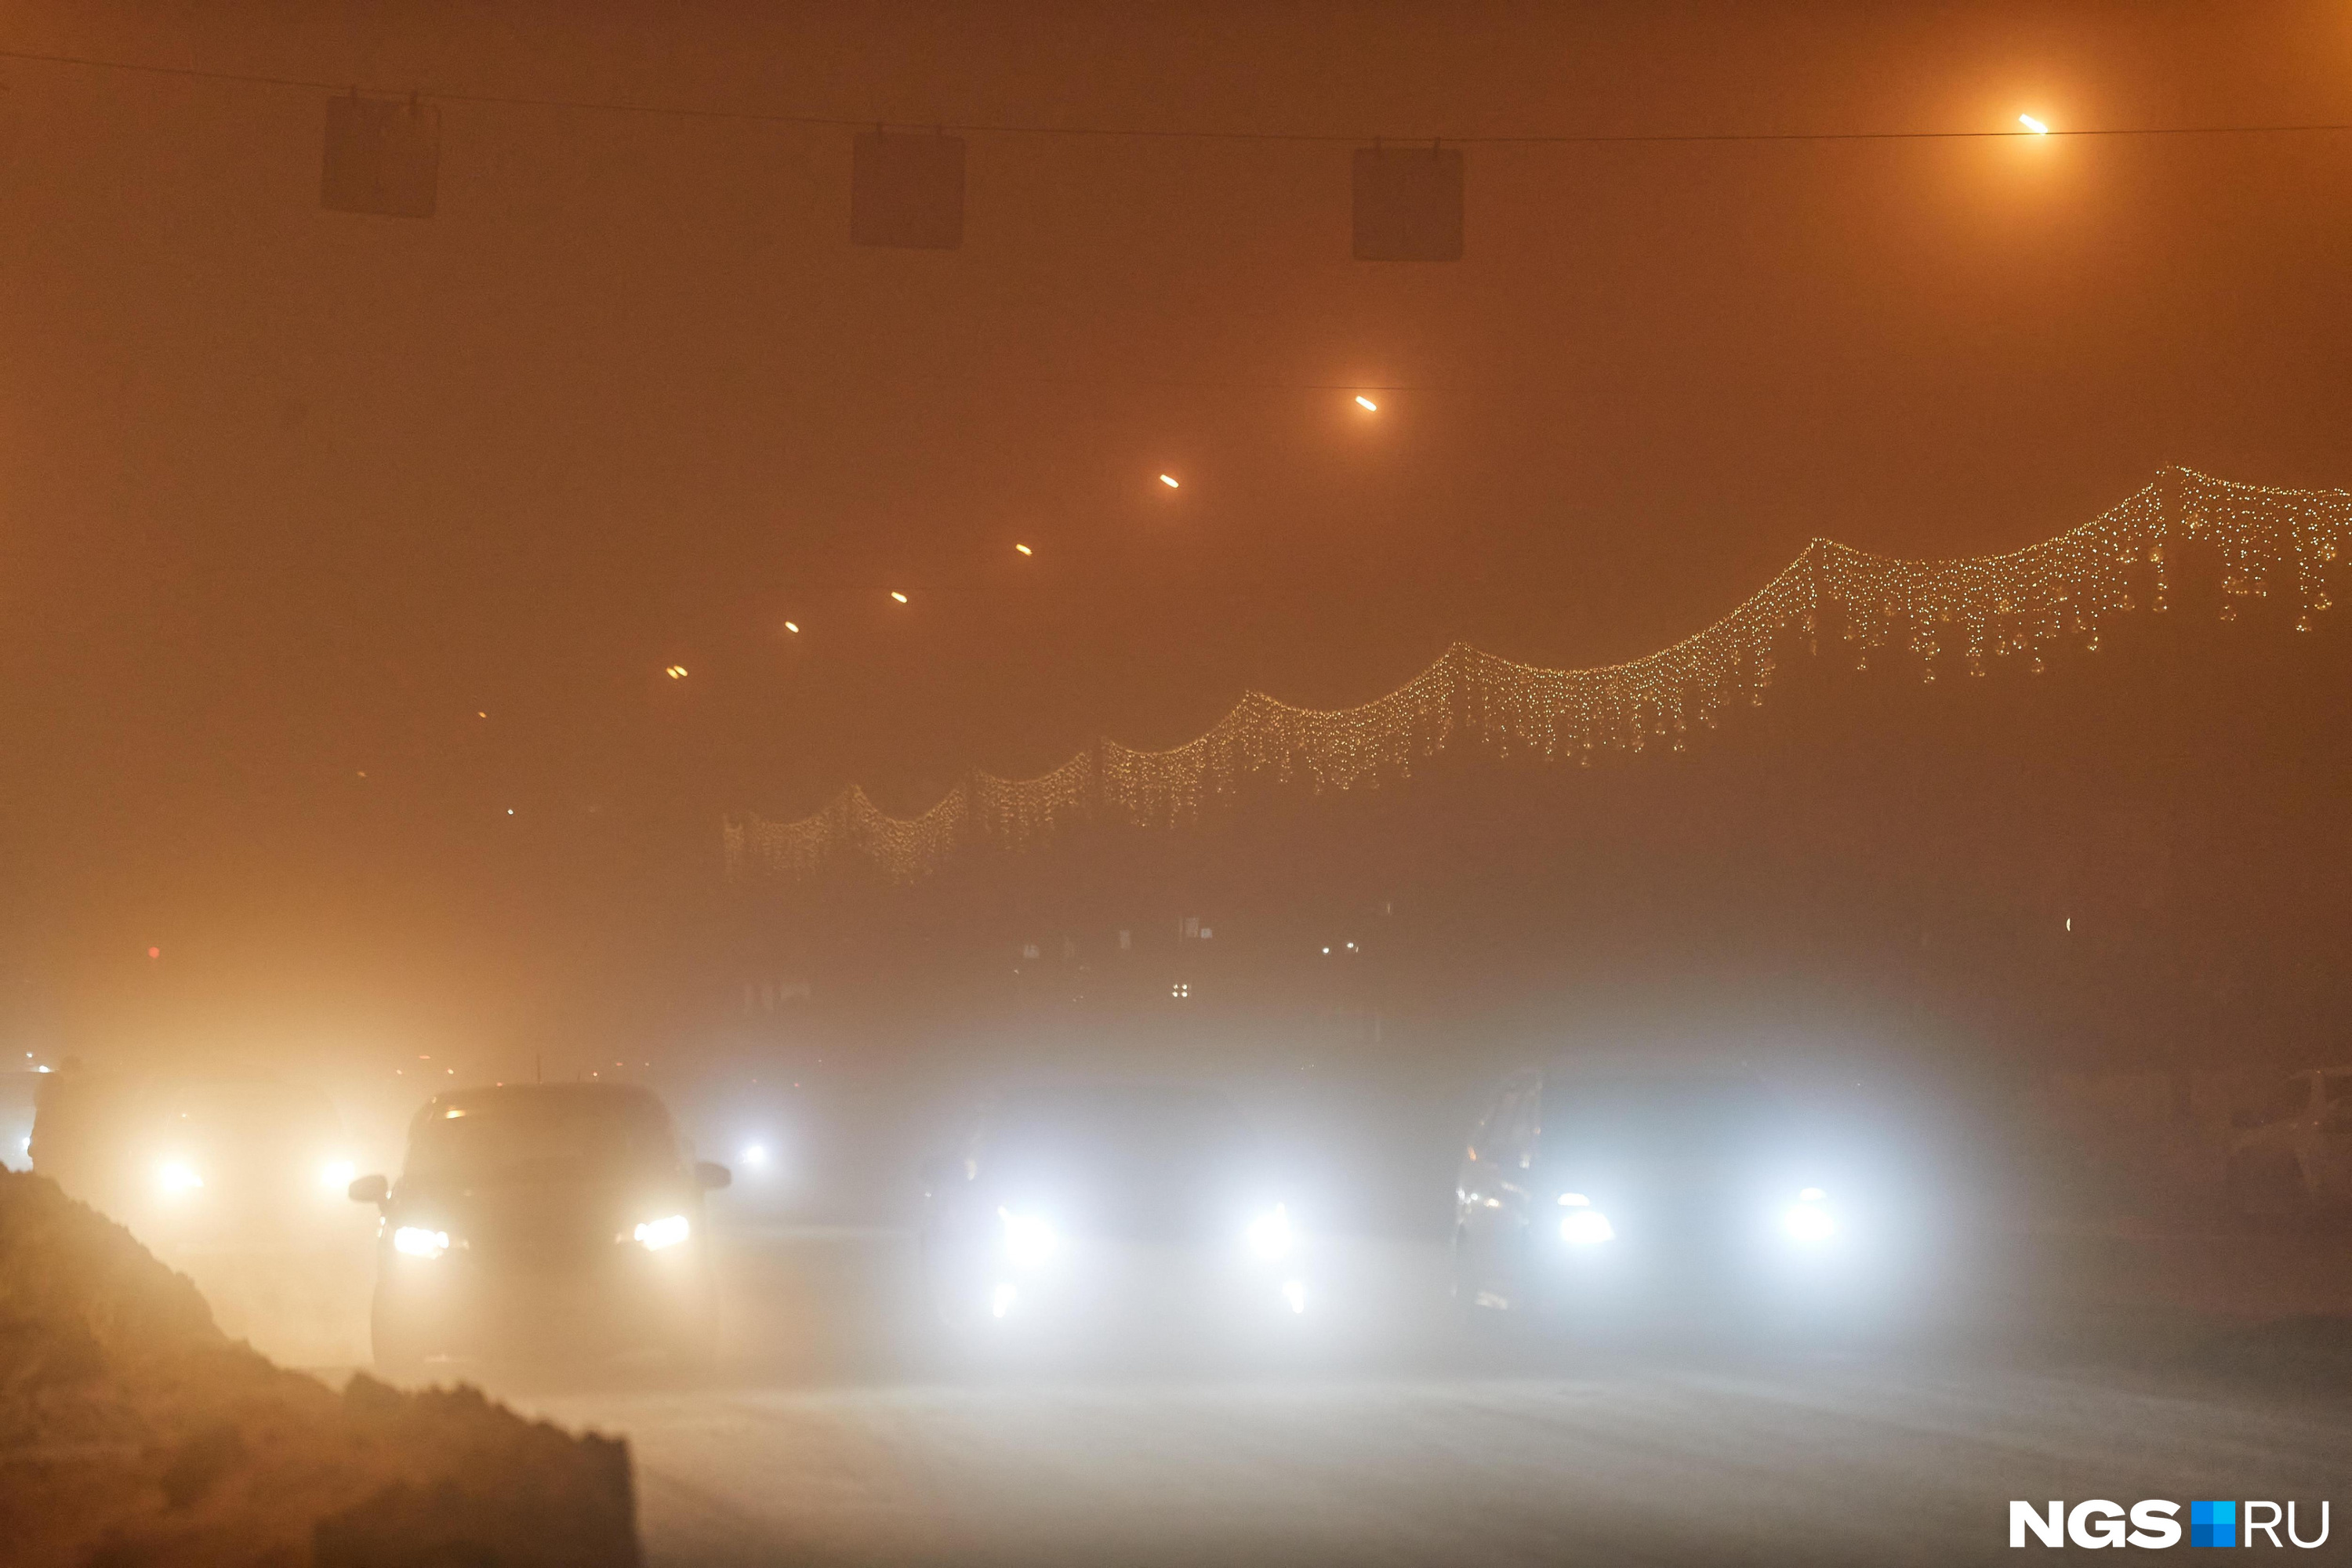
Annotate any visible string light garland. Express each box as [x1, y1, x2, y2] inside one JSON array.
[[728, 467, 2344, 882]]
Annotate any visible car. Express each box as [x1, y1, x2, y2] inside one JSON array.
[[1450, 1065, 1862, 1331], [918, 1082, 1308, 1343], [2223, 1067, 2352, 1221], [29, 1069, 369, 1259], [350, 1082, 730, 1375]]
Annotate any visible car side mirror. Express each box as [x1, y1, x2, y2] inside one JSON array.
[[695, 1161, 731, 1191], [347, 1173, 390, 1206], [2230, 1108, 2264, 1131], [918, 1154, 956, 1190]]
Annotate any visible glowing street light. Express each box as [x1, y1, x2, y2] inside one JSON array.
[[1355, 395, 1378, 412], [890, 590, 909, 604], [2018, 114, 2049, 136], [665, 665, 688, 679], [1015, 543, 1033, 556], [783, 621, 800, 633], [1159, 474, 1180, 488]]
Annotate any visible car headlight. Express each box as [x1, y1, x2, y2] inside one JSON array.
[[1781, 1188, 1835, 1243], [320, 1160, 357, 1192], [158, 1161, 204, 1194], [998, 1207, 1058, 1268], [393, 1225, 449, 1259], [1245, 1204, 1294, 1261], [1558, 1192, 1615, 1244], [635, 1214, 691, 1251]]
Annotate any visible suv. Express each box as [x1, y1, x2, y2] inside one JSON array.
[[1452, 1066, 1855, 1326], [2224, 1068, 2352, 1220], [350, 1083, 729, 1374]]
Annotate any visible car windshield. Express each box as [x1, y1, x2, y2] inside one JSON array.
[[1543, 1075, 1788, 1156], [37, 1076, 339, 1154], [159, 1081, 342, 1147], [406, 1091, 677, 1184], [983, 1086, 1256, 1184]]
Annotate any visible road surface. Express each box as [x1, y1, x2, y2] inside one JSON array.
[[448, 1227, 2352, 1566]]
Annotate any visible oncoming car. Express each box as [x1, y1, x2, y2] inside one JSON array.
[[350, 1083, 729, 1374], [1452, 1066, 1862, 1330], [30, 1071, 368, 1258], [919, 1083, 1308, 1343]]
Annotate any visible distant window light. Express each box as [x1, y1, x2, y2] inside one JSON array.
[[1171, 982, 1191, 1000], [1182, 916, 1200, 938], [1118, 929, 1132, 951], [1022, 943, 1040, 960]]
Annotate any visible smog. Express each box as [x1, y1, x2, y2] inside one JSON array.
[[6, 5, 2352, 1566]]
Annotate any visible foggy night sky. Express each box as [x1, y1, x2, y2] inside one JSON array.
[[2, 2, 2349, 1060]]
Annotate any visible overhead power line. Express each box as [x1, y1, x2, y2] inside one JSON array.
[[5, 43, 2352, 146]]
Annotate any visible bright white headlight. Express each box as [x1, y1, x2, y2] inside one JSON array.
[[158, 1162, 204, 1194], [1782, 1189, 1835, 1243], [998, 1208, 1058, 1267], [320, 1160, 357, 1192], [1560, 1208, 1616, 1245], [635, 1214, 691, 1250], [393, 1225, 448, 1259], [1245, 1204, 1294, 1260]]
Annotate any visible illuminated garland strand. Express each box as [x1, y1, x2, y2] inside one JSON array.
[[724, 469, 2347, 881]]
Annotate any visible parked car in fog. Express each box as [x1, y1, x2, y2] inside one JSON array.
[[350, 1082, 729, 1374], [2225, 1067, 2352, 1221], [919, 1082, 1308, 1342], [1452, 1065, 1864, 1329]]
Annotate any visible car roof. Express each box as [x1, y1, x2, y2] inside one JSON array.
[[423, 1082, 668, 1115]]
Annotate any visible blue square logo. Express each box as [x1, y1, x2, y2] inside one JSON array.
[[2190, 1500, 2236, 1548]]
